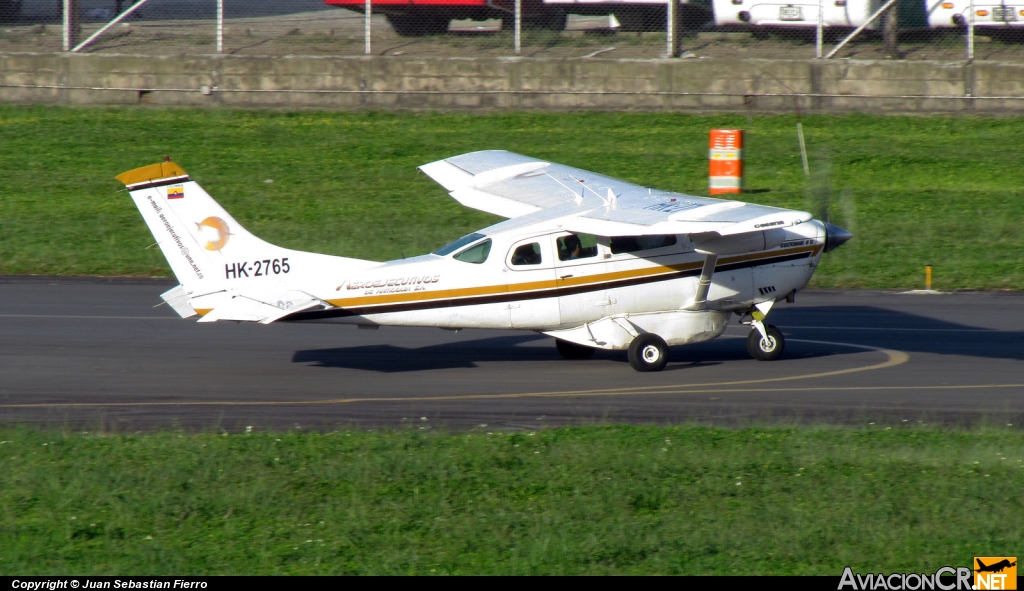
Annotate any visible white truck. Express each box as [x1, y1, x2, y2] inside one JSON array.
[[713, 0, 884, 28], [926, 0, 1024, 28]]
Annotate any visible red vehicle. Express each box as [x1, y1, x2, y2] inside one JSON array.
[[323, 0, 564, 35]]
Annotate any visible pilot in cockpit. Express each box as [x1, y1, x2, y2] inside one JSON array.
[[563, 235, 583, 260]]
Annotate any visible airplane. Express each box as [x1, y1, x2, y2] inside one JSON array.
[[116, 150, 851, 372], [976, 558, 1017, 573]]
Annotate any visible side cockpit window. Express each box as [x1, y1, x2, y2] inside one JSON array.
[[511, 243, 542, 266], [454, 239, 492, 264], [557, 233, 598, 261]]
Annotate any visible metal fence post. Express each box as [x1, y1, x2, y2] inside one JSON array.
[[62, 0, 78, 51], [967, 0, 974, 60], [666, 0, 676, 58], [883, 0, 898, 57], [816, 0, 823, 58], [514, 0, 521, 55], [364, 0, 371, 55], [216, 0, 224, 53]]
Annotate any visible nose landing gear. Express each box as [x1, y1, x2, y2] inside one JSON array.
[[747, 322, 784, 361], [744, 300, 785, 361]]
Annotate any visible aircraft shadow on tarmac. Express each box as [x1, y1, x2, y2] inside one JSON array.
[[292, 332, 829, 373], [292, 305, 1024, 373]]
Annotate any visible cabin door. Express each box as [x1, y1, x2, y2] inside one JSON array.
[[504, 236, 560, 329]]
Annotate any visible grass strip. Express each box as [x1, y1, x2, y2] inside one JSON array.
[[1, 107, 1023, 288], [1, 425, 1022, 574]]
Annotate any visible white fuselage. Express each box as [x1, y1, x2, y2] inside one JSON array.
[[207, 218, 830, 350]]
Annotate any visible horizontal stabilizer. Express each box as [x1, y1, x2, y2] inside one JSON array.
[[160, 285, 197, 319], [197, 293, 322, 324]]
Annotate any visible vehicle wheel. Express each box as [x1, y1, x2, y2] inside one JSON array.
[[747, 324, 784, 361], [0, 0, 22, 22], [555, 339, 595, 360], [530, 9, 567, 31], [627, 333, 669, 372], [386, 14, 449, 36]]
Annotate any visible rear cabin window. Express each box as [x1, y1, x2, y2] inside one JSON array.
[[610, 235, 677, 255], [454, 239, 492, 264], [511, 243, 542, 266], [556, 234, 598, 261]]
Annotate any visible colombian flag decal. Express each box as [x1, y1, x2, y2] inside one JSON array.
[[167, 186, 184, 199]]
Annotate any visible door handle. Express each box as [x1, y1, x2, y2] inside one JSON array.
[[560, 274, 574, 279]]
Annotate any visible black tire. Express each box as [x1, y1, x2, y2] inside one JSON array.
[[0, 0, 22, 22], [627, 333, 669, 372], [386, 14, 449, 37], [539, 9, 567, 31], [747, 324, 784, 361], [555, 338, 595, 360]]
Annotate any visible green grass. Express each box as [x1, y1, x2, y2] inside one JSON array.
[[2, 107, 1024, 289], [1, 425, 1022, 574]]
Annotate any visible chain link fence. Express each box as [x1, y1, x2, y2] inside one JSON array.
[[2, 0, 1023, 60]]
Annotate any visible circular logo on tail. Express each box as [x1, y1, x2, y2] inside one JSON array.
[[196, 217, 230, 251]]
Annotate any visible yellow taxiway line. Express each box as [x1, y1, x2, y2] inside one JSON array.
[[0, 339, 922, 409], [7, 339, 1017, 410]]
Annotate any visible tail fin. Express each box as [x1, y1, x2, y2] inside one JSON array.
[[117, 161, 376, 302], [117, 160, 281, 286]]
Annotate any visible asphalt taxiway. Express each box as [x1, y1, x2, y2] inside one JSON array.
[[1, 277, 1023, 430]]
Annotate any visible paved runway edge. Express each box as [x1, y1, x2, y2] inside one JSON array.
[[2, 278, 1023, 429]]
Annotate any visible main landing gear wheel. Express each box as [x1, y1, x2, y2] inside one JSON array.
[[747, 324, 785, 361], [555, 339, 596, 360], [628, 333, 669, 372]]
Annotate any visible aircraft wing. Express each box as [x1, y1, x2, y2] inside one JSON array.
[[419, 150, 811, 238]]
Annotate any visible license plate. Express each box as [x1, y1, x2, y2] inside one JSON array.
[[992, 6, 1018, 20], [779, 6, 804, 20]]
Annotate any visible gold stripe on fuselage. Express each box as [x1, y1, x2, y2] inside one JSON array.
[[324, 245, 821, 310]]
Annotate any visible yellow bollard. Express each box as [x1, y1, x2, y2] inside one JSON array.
[[925, 265, 933, 290]]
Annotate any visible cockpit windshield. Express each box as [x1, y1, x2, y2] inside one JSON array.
[[432, 232, 486, 256]]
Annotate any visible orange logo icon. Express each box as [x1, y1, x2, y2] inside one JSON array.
[[974, 557, 1017, 590], [196, 217, 230, 251]]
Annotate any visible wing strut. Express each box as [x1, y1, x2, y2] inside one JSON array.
[[685, 254, 718, 310]]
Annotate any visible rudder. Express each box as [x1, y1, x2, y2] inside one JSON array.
[[117, 160, 283, 288], [117, 160, 380, 323]]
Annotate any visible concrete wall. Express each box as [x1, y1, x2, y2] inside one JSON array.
[[3, 51, 1024, 113]]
